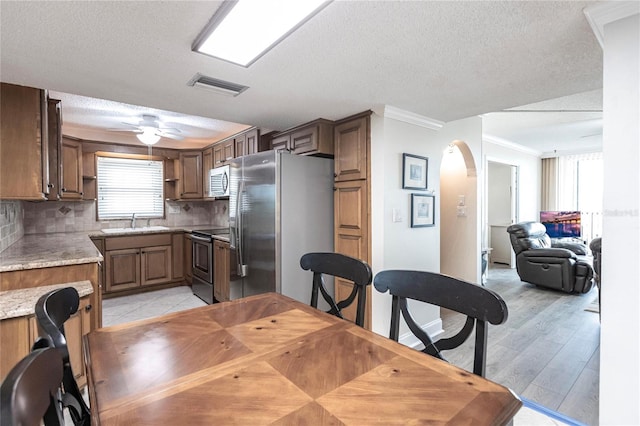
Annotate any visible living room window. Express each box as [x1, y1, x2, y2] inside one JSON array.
[[558, 152, 603, 241], [96, 155, 164, 220]]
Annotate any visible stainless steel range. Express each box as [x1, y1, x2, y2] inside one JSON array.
[[191, 228, 229, 304]]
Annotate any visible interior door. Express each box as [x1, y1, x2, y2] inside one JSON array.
[[487, 161, 518, 267]]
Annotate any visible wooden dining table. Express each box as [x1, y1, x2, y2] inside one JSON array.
[[84, 292, 522, 425]]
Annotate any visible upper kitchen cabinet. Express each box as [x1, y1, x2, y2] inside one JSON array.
[[179, 151, 203, 199], [213, 138, 234, 167], [82, 152, 97, 201], [334, 113, 370, 182], [269, 119, 334, 156], [0, 83, 49, 200], [46, 98, 62, 200], [234, 128, 259, 158], [59, 137, 84, 200], [202, 147, 213, 197]]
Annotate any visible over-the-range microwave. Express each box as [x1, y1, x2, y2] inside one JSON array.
[[209, 165, 230, 198]]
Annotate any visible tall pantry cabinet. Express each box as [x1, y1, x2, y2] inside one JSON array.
[[333, 112, 372, 329]]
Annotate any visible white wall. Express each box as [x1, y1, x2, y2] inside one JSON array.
[[600, 11, 640, 425], [370, 112, 483, 346], [370, 112, 442, 342]]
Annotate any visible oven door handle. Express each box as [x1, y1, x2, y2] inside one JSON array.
[[191, 234, 212, 243]]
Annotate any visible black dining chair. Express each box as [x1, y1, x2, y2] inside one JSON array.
[[300, 252, 373, 327], [35, 287, 91, 426], [0, 346, 65, 426], [373, 270, 508, 377]]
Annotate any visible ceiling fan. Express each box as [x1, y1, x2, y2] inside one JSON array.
[[115, 114, 183, 145]]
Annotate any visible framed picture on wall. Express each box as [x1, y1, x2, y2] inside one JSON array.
[[402, 153, 428, 190], [411, 193, 435, 228]]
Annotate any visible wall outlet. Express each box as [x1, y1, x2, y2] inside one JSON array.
[[457, 206, 467, 217], [458, 195, 465, 206], [168, 205, 180, 214]]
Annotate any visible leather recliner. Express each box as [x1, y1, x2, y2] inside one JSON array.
[[506, 222, 594, 294]]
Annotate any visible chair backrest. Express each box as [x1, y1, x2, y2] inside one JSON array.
[[506, 221, 552, 255], [35, 287, 91, 425], [300, 252, 372, 327], [589, 237, 602, 280], [373, 270, 508, 377], [0, 346, 64, 426]]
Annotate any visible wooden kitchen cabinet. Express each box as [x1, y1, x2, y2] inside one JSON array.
[[333, 112, 371, 329], [164, 158, 179, 200], [1, 293, 92, 387], [82, 152, 97, 200], [269, 119, 333, 156], [172, 233, 184, 281], [213, 139, 234, 167], [46, 98, 62, 200], [334, 115, 368, 181], [179, 151, 203, 199], [270, 133, 291, 152], [202, 147, 213, 197], [105, 248, 140, 292], [103, 233, 181, 296], [141, 245, 172, 286], [213, 240, 230, 302], [235, 128, 259, 158], [60, 137, 84, 199], [184, 233, 193, 284], [0, 83, 48, 200]]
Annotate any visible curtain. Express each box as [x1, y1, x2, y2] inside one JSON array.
[[541, 157, 558, 211]]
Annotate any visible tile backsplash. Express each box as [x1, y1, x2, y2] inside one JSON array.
[[23, 200, 229, 235], [0, 201, 24, 252]]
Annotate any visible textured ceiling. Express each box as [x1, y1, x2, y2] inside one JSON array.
[[0, 1, 603, 152]]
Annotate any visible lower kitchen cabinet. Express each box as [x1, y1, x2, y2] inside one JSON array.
[[184, 233, 193, 284], [141, 245, 172, 286], [1, 294, 92, 387], [213, 240, 230, 302], [105, 248, 140, 292], [103, 233, 182, 296]]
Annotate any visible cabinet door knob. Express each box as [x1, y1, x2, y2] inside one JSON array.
[[62, 187, 67, 192], [48, 183, 54, 188], [334, 173, 338, 178], [85, 304, 93, 312], [333, 187, 337, 191]]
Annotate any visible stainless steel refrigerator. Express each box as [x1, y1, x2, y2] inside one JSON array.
[[228, 150, 334, 304]]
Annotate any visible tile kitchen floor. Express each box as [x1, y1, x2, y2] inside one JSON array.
[[102, 285, 207, 327]]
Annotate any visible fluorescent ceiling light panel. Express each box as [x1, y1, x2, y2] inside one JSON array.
[[194, 0, 329, 67]]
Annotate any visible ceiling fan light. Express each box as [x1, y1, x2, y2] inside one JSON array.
[[137, 129, 161, 145]]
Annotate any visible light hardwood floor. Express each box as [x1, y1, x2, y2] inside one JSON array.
[[440, 265, 599, 425]]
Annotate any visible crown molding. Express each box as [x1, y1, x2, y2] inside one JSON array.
[[382, 105, 444, 130], [483, 134, 542, 157], [584, 1, 640, 48]]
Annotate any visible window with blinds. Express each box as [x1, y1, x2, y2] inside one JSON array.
[[97, 156, 164, 219]]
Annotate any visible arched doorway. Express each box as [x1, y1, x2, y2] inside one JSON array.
[[439, 140, 480, 283]]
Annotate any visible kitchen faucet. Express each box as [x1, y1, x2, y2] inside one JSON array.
[[131, 213, 137, 229]]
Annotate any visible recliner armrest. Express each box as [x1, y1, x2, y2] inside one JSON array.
[[521, 248, 576, 259], [551, 241, 588, 255]]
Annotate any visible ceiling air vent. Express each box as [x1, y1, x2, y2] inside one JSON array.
[[187, 73, 248, 97]]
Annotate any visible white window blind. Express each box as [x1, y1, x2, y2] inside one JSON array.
[[97, 156, 164, 219]]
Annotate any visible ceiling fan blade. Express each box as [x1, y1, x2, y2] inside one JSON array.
[[159, 132, 184, 140], [106, 127, 142, 133]]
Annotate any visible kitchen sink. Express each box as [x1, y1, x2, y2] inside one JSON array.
[[101, 226, 170, 234]]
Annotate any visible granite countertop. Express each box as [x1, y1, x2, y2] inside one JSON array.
[[0, 233, 103, 273], [87, 225, 228, 238], [0, 280, 94, 320]]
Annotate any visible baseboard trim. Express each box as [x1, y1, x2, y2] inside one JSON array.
[[398, 318, 443, 349]]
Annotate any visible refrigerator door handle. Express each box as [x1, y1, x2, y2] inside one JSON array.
[[235, 179, 248, 277]]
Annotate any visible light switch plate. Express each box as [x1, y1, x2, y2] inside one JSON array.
[[457, 206, 466, 217], [392, 208, 402, 223], [458, 195, 465, 206]]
